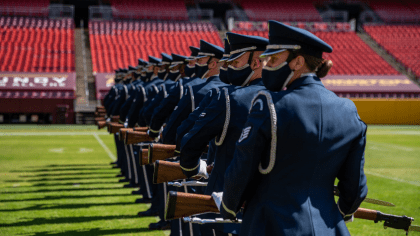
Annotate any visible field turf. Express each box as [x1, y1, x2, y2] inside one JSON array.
[[0, 125, 419, 236]]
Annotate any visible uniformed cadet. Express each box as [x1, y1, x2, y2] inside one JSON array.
[[140, 52, 177, 127], [147, 46, 204, 139], [142, 53, 188, 129], [104, 69, 123, 167], [179, 33, 268, 236], [161, 40, 226, 145], [137, 56, 164, 127], [217, 21, 368, 236]]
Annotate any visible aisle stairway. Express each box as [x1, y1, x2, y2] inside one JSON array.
[[74, 26, 97, 124]]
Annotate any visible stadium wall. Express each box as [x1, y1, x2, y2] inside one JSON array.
[[352, 99, 420, 125]]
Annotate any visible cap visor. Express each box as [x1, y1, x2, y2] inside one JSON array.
[[227, 52, 246, 62], [260, 49, 286, 58]]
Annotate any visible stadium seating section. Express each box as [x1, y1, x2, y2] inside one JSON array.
[[89, 21, 223, 73], [233, 30, 399, 75], [366, 0, 420, 23], [239, 0, 322, 22], [364, 25, 420, 78], [110, 0, 188, 21], [0, 17, 75, 73], [0, 0, 49, 17]]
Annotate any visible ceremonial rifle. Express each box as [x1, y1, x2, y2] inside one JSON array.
[[108, 123, 124, 134], [97, 121, 107, 130], [125, 131, 155, 145], [119, 127, 150, 141], [140, 148, 149, 165], [165, 192, 419, 234], [153, 160, 213, 184], [334, 186, 395, 207], [148, 144, 178, 164], [148, 144, 210, 164], [111, 116, 120, 123]]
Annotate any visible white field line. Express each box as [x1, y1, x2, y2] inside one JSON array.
[[0, 132, 109, 136], [93, 133, 116, 161], [365, 170, 420, 187]]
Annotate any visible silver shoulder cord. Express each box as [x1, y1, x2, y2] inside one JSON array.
[[183, 216, 242, 224]]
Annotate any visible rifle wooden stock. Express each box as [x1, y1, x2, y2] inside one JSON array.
[[109, 123, 124, 134], [96, 106, 105, 111], [148, 144, 178, 163], [165, 192, 219, 221], [153, 160, 213, 184], [125, 131, 154, 145], [134, 127, 149, 132], [140, 148, 149, 166], [111, 116, 120, 122], [354, 208, 378, 221], [96, 108, 106, 113], [95, 111, 106, 117], [97, 121, 107, 130], [95, 117, 106, 122], [119, 128, 133, 141]]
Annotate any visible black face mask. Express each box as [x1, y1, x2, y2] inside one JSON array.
[[219, 67, 230, 84], [195, 62, 208, 79], [261, 62, 294, 92], [167, 70, 181, 81], [123, 78, 132, 85], [158, 69, 167, 79], [228, 64, 254, 86], [146, 70, 154, 80], [227, 51, 255, 86], [140, 75, 148, 82], [184, 64, 195, 78]]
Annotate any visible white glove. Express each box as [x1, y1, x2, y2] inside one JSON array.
[[211, 192, 223, 211], [194, 160, 209, 179], [106, 118, 111, 123]]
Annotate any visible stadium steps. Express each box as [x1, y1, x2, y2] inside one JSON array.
[[357, 31, 419, 86], [74, 28, 97, 124]]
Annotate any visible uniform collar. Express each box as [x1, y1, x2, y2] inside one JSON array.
[[287, 73, 323, 91]]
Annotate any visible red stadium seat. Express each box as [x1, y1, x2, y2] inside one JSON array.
[[232, 30, 399, 75], [88, 20, 223, 73], [0, 17, 75, 73], [364, 25, 420, 78]]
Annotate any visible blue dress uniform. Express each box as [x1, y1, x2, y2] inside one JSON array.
[[174, 38, 231, 150], [141, 53, 178, 127], [137, 56, 164, 126], [103, 69, 122, 112], [162, 40, 226, 145], [148, 47, 204, 138], [220, 21, 368, 236], [179, 33, 268, 235]]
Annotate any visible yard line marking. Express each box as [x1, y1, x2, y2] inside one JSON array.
[[365, 170, 420, 187], [0, 132, 109, 136], [368, 131, 420, 136], [367, 141, 415, 152], [93, 133, 116, 161]]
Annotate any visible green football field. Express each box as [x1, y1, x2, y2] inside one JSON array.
[[0, 125, 419, 236]]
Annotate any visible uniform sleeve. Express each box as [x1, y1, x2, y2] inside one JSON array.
[[110, 90, 126, 116], [143, 92, 164, 127], [220, 96, 271, 220], [149, 81, 183, 135], [161, 92, 192, 145], [336, 117, 368, 217], [126, 87, 146, 127], [179, 90, 226, 177], [119, 95, 134, 122], [175, 88, 219, 151]]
